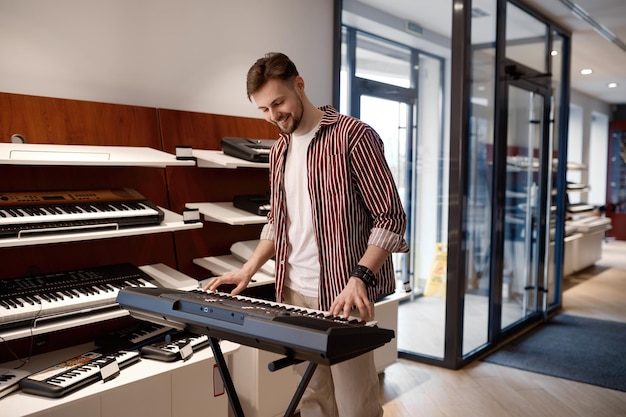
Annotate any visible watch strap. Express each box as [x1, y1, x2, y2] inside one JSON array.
[[351, 264, 377, 287]]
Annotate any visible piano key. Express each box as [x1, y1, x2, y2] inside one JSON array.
[[140, 333, 210, 362], [0, 202, 158, 226], [0, 368, 31, 399]]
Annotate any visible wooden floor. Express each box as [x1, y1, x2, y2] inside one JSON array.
[[379, 240, 626, 417]]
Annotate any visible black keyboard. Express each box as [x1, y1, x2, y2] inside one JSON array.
[[221, 137, 274, 163], [116, 287, 394, 366], [140, 331, 210, 362], [95, 320, 175, 352]]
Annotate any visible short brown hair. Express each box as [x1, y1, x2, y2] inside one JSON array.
[[246, 52, 299, 101]]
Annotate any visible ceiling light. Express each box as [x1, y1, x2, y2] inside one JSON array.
[[551, 50, 558, 56], [580, 68, 593, 75], [608, 82, 618, 88]]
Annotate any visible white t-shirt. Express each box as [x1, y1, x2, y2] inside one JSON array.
[[283, 123, 321, 297]]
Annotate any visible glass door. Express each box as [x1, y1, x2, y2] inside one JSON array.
[[502, 82, 550, 329], [359, 96, 412, 285]]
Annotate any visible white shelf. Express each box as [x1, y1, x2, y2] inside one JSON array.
[[195, 255, 275, 288], [0, 340, 239, 417], [0, 207, 203, 248], [139, 263, 200, 291], [193, 149, 268, 169], [0, 143, 195, 167], [186, 202, 267, 225], [567, 216, 612, 233]]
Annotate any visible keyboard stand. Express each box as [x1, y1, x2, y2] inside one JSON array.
[[208, 337, 245, 417], [208, 337, 318, 417], [283, 361, 317, 417]]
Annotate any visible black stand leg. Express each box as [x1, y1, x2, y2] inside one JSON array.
[[211, 340, 317, 417], [209, 337, 245, 417], [282, 361, 317, 417]]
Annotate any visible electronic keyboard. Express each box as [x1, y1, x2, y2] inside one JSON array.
[[0, 263, 157, 329], [140, 332, 210, 362], [221, 137, 274, 163], [0, 368, 31, 399], [95, 321, 175, 352], [116, 287, 394, 366], [19, 350, 140, 398], [0, 188, 164, 238]]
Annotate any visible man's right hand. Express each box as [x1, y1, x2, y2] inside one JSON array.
[[204, 268, 253, 295], [204, 238, 275, 296]]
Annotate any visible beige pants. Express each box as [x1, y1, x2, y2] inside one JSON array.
[[282, 287, 383, 417]]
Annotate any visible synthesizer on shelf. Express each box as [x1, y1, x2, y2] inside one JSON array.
[[94, 320, 175, 352], [0, 263, 157, 329], [116, 287, 394, 366], [19, 350, 140, 398], [0, 368, 31, 399], [221, 137, 274, 163], [0, 187, 164, 239], [140, 331, 210, 362]]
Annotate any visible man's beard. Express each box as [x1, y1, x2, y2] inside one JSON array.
[[274, 96, 303, 134]]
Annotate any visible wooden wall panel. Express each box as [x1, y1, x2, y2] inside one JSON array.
[[0, 165, 168, 209], [158, 108, 278, 153], [0, 92, 160, 147], [158, 109, 278, 277], [0, 234, 177, 280]]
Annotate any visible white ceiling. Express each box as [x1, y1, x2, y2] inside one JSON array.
[[356, 0, 626, 105], [523, 0, 626, 105]]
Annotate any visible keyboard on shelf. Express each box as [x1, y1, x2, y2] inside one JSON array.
[[0, 188, 164, 239], [0, 263, 157, 329], [95, 320, 176, 352], [221, 137, 274, 163], [0, 368, 31, 399], [19, 350, 140, 398], [140, 331, 210, 362]]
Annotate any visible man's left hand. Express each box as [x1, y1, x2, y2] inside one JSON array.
[[329, 277, 373, 321]]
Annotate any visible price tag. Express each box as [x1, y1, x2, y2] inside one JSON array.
[[99, 358, 120, 383], [213, 364, 225, 397], [179, 342, 194, 361], [183, 208, 200, 223], [176, 145, 195, 160]]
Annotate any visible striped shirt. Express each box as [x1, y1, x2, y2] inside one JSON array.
[[260, 105, 409, 310]]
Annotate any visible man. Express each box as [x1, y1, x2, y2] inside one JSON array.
[[207, 52, 408, 417]]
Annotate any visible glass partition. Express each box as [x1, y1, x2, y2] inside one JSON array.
[[339, 0, 570, 368], [506, 2, 548, 74], [341, 1, 449, 359], [464, 0, 497, 355], [356, 32, 413, 88]]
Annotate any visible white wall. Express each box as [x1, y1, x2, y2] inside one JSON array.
[[569, 89, 612, 205], [588, 111, 609, 206], [0, 0, 335, 118]]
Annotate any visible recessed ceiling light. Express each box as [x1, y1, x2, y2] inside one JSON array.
[[580, 68, 593, 75], [551, 50, 558, 56], [608, 82, 618, 88]]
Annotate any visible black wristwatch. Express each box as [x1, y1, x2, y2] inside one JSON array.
[[351, 264, 377, 287]]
